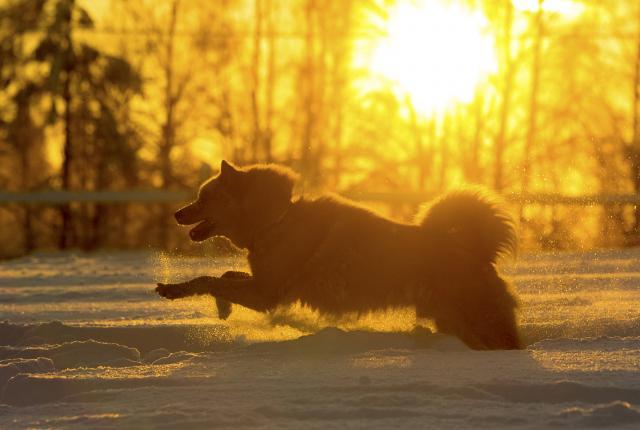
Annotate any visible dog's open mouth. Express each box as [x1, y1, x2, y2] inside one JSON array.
[[189, 220, 216, 242]]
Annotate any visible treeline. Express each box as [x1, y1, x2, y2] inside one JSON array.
[[0, 0, 639, 257]]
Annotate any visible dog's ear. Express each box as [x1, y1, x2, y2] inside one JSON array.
[[220, 160, 239, 177]]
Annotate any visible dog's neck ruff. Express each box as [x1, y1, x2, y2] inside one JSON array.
[[248, 202, 292, 251]]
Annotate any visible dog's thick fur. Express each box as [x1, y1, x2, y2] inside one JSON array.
[[156, 160, 522, 350]]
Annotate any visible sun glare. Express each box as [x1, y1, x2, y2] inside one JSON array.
[[367, 1, 497, 114]]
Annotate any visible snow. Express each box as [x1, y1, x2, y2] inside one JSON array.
[[0, 249, 639, 428]]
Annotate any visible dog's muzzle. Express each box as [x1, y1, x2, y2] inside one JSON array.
[[189, 220, 217, 242], [174, 203, 203, 226]]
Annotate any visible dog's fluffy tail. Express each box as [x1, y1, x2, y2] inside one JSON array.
[[418, 188, 517, 265], [417, 189, 521, 350]]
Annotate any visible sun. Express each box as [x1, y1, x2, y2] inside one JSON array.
[[367, 0, 497, 114]]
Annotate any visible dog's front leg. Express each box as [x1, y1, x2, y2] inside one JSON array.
[[216, 271, 252, 319], [156, 276, 277, 313], [155, 276, 217, 299]]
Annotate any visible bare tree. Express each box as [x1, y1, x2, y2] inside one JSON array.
[[59, 0, 76, 249], [521, 0, 544, 198], [249, 0, 263, 163], [630, 3, 640, 232], [494, 0, 514, 191]]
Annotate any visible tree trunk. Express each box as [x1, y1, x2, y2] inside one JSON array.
[[631, 4, 640, 232], [407, 96, 426, 191], [299, 0, 316, 185], [16, 92, 35, 252], [250, 0, 263, 163], [264, 0, 275, 162], [494, 0, 514, 191], [158, 0, 179, 249], [469, 92, 484, 182], [59, 3, 75, 249], [438, 115, 449, 190], [520, 0, 544, 223], [161, 0, 179, 188], [522, 0, 544, 196]]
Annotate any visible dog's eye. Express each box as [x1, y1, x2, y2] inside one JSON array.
[[211, 190, 232, 203]]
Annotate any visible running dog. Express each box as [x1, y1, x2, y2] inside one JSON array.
[[156, 160, 521, 349]]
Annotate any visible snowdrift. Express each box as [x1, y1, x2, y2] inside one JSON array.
[[1, 249, 640, 428]]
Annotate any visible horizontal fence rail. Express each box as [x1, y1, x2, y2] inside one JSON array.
[[0, 190, 192, 204], [1, 190, 640, 206], [344, 192, 640, 206]]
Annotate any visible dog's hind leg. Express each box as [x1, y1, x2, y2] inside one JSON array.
[[416, 298, 489, 350], [156, 276, 278, 312]]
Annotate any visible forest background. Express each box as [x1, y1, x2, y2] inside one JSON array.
[[1, 0, 638, 257]]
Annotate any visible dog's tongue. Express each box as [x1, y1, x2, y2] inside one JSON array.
[[189, 220, 215, 241]]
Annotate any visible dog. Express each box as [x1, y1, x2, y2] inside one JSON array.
[[156, 160, 522, 350]]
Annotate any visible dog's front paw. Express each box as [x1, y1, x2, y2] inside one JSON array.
[[156, 282, 190, 300]]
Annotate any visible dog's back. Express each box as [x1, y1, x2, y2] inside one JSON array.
[[250, 196, 426, 313]]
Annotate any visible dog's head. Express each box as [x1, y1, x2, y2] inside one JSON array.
[[175, 160, 297, 248]]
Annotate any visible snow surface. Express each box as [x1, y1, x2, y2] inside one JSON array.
[[1, 249, 640, 429]]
